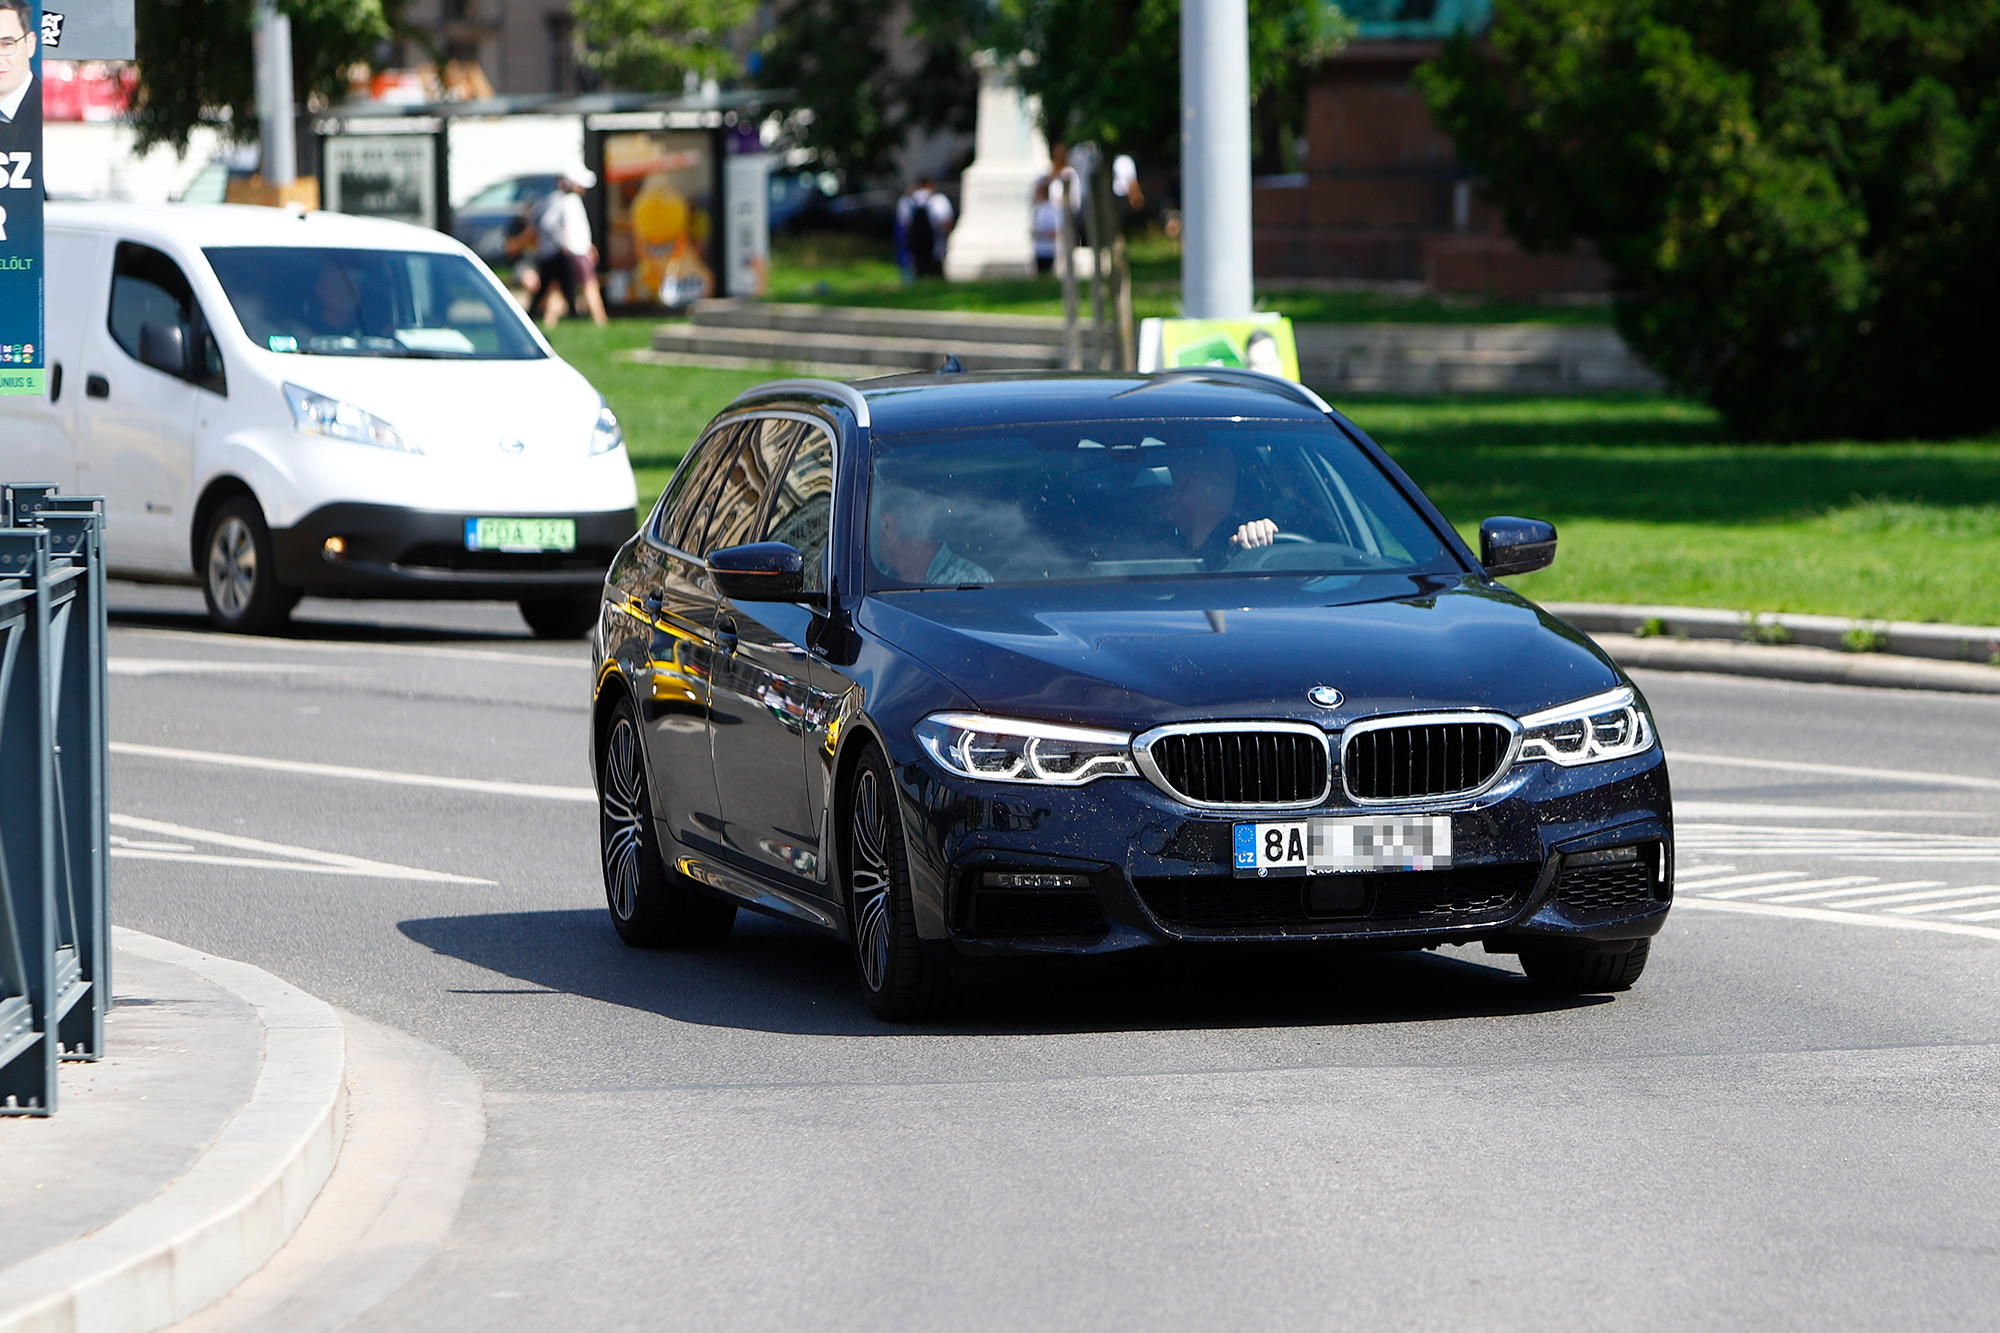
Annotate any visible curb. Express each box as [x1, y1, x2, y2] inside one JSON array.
[[1547, 601, 2000, 666], [1593, 633, 2000, 695], [0, 929, 347, 1333]]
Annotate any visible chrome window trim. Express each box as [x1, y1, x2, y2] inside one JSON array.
[[728, 378, 871, 429], [1132, 719, 1333, 811], [643, 409, 840, 574], [1338, 710, 1524, 807]]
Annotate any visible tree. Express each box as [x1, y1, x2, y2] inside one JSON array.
[[132, 0, 395, 155], [1419, 0, 2000, 440], [573, 0, 757, 92]]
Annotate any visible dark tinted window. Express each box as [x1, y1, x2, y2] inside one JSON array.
[[203, 246, 544, 360], [866, 418, 1456, 589], [109, 242, 226, 394], [764, 426, 834, 593], [704, 418, 805, 555], [654, 423, 743, 553]]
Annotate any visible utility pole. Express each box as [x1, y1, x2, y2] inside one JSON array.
[[254, 0, 297, 187], [1180, 0, 1253, 319]]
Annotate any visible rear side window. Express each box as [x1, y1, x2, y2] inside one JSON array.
[[109, 242, 226, 394], [704, 417, 807, 555], [763, 426, 835, 593], [653, 423, 743, 554]]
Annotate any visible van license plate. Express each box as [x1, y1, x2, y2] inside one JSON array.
[[465, 518, 576, 552], [1233, 816, 1453, 878]]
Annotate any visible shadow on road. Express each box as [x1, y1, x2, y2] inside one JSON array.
[[399, 908, 1610, 1037]]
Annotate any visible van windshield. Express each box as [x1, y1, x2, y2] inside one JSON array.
[[866, 418, 1461, 589], [204, 246, 545, 360]]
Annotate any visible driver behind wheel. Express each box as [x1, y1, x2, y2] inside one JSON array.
[[1160, 445, 1279, 565]]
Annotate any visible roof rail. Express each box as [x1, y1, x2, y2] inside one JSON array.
[[728, 378, 871, 428], [1151, 366, 1333, 415]]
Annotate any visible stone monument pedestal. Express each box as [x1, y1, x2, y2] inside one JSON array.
[[944, 52, 1049, 282]]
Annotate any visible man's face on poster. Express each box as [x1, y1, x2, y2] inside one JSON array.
[[0, 7, 34, 100]]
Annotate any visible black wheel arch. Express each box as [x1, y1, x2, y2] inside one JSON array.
[[189, 475, 260, 578]]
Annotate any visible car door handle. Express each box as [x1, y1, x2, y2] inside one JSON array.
[[85, 374, 110, 399], [49, 363, 62, 403]]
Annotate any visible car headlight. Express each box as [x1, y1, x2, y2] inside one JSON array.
[[915, 713, 1138, 785], [588, 402, 624, 456], [283, 383, 417, 453], [1516, 686, 1655, 766]]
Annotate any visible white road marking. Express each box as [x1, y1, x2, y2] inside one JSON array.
[[1953, 906, 2000, 922], [1672, 864, 1737, 880], [1675, 802, 1983, 820], [1671, 751, 2000, 794], [1832, 885, 1995, 909], [110, 813, 494, 885], [110, 834, 197, 852], [1699, 875, 1877, 900], [1677, 824, 2000, 863], [109, 658, 339, 677], [1760, 880, 1941, 904], [113, 625, 585, 669], [1675, 896, 2000, 942], [1667, 870, 1807, 891], [110, 741, 595, 804], [1888, 893, 2000, 916]]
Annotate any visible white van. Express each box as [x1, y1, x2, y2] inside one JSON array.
[[0, 203, 637, 637]]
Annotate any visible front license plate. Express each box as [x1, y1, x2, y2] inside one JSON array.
[[465, 517, 576, 553], [1233, 816, 1453, 878]]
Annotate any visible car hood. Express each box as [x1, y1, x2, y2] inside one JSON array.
[[858, 575, 1624, 729]]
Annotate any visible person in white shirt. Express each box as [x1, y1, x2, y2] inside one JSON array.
[[527, 168, 608, 329]]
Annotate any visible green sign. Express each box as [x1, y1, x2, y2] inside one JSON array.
[[0, 0, 43, 397]]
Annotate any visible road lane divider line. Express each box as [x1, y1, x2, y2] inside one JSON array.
[[1669, 871, 1808, 891], [1953, 906, 2000, 922], [1761, 880, 1942, 904], [1674, 896, 2000, 942], [109, 658, 343, 677], [110, 742, 595, 803], [1699, 875, 1877, 900], [1672, 865, 1737, 880], [1815, 885, 1994, 910], [110, 813, 496, 885], [113, 625, 587, 669], [1674, 802, 1985, 819], [1888, 892, 2000, 916], [1671, 751, 2000, 793]]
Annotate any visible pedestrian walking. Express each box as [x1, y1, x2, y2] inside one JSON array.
[[528, 168, 608, 329], [1031, 181, 1059, 276], [899, 176, 953, 281]]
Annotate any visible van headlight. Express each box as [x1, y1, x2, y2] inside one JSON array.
[[588, 402, 624, 456], [1516, 686, 1655, 766], [283, 383, 417, 453], [915, 713, 1137, 785]]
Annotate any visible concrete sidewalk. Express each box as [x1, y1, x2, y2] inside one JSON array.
[[0, 931, 482, 1333]]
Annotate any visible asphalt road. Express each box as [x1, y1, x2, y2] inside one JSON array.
[[104, 583, 2000, 1331]]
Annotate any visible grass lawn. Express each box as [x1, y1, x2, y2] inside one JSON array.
[[550, 319, 2000, 627], [766, 232, 1611, 325]]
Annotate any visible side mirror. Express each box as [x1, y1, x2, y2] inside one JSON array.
[[709, 541, 805, 602], [138, 322, 187, 376], [1480, 516, 1557, 577]]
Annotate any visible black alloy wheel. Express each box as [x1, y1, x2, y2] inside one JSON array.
[[519, 594, 600, 640], [599, 696, 736, 947], [201, 496, 296, 634], [1520, 938, 1651, 993], [846, 743, 953, 1021]]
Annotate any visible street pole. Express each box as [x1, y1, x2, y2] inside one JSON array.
[[254, 0, 296, 187], [1180, 0, 1253, 319]]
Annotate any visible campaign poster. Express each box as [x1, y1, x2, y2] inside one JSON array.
[[1139, 316, 1301, 382], [601, 130, 714, 308], [324, 134, 438, 228], [0, 0, 43, 397]]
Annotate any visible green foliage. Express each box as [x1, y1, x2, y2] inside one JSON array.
[[132, 0, 393, 154], [1003, 0, 1351, 165], [1418, 0, 2000, 440], [573, 0, 756, 92]]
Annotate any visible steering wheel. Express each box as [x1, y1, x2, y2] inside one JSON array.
[[1227, 538, 1372, 571]]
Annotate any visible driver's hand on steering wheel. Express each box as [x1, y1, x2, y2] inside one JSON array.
[[1229, 518, 1279, 550]]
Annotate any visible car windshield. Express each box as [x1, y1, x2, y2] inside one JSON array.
[[866, 417, 1460, 589], [204, 246, 546, 360]]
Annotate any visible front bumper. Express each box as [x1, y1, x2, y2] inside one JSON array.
[[894, 745, 1673, 960], [272, 502, 635, 599]]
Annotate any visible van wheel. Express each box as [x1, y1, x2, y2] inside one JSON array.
[[201, 497, 293, 634], [519, 595, 599, 639]]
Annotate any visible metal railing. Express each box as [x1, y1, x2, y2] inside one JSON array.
[[0, 484, 110, 1116]]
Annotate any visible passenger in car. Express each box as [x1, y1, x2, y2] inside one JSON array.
[[1161, 446, 1280, 563], [872, 485, 994, 586]]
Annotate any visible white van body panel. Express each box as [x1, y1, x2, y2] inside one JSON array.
[[1, 203, 636, 591]]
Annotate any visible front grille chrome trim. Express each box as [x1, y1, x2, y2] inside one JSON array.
[[1338, 710, 1522, 806], [1133, 720, 1332, 810]]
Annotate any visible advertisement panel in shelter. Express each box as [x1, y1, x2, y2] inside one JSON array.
[[602, 130, 714, 308], [0, 0, 43, 396]]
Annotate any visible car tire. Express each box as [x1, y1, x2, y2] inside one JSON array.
[[201, 496, 294, 635], [598, 697, 736, 948], [1520, 938, 1651, 993], [845, 742, 954, 1022], [520, 594, 600, 640]]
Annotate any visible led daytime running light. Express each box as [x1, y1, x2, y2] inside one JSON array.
[[915, 713, 1138, 786], [1516, 686, 1655, 766]]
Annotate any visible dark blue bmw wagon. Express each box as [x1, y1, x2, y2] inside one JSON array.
[[590, 370, 1672, 1019]]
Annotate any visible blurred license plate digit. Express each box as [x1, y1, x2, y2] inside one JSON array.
[[1234, 821, 1309, 878], [1312, 816, 1452, 872], [466, 517, 576, 552]]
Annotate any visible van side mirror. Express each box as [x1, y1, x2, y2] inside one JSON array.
[[138, 322, 187, 377], [709, 541, 805, 602], [1480, 516, 1557, 577]]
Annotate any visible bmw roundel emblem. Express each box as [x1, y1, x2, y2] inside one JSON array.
[[1307, 685, 1344, 709]]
